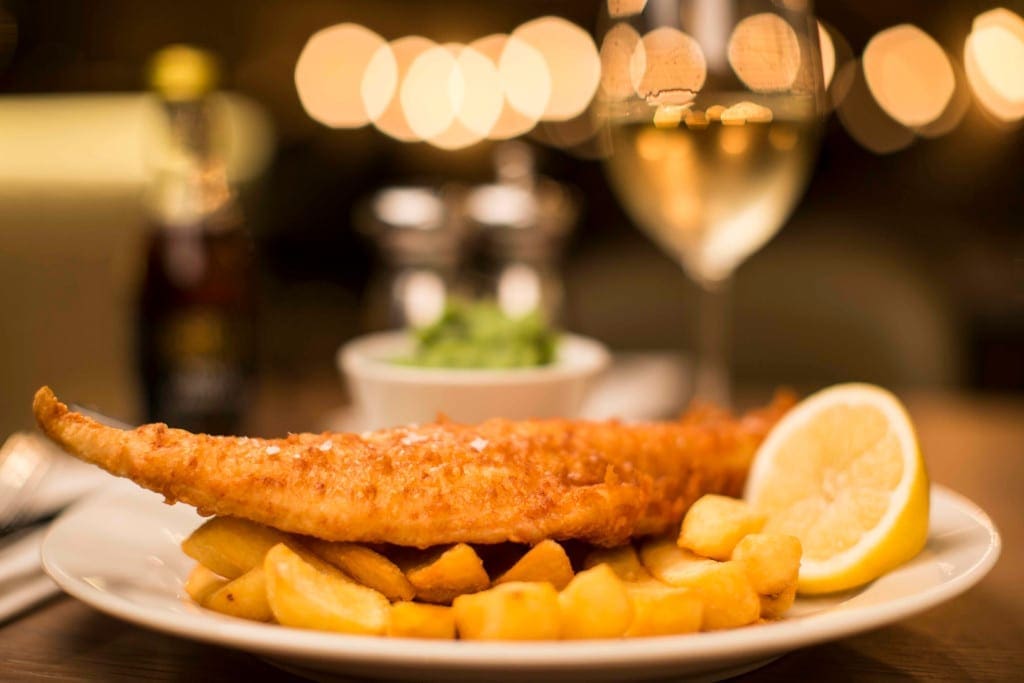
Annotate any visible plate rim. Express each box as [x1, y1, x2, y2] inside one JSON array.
[[40, 483, 1001, 671]]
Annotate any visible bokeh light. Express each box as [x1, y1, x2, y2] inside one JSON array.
[[295, 23, 389, 128], [361, 44, 398, 123], [836, 60, 915, 154], [498, 34, 552, 124], [818, 19, 855, 110], [425, 44, 500, 150], [630, 27, 706, 106], [369, 36, 435, 142], [452, 45, 504, 138], [964, 8, 1024, 122], [862, 24, 955, 129], [917, 57, 971, 138], [599, 22, 643, 101], [400, 45, 462, 141], [607, 0, 648, 19], [728, 13, 802, 93], [472, 34, 543, 140], [510, 16, 600, 121], [818, 21, 835, 89]]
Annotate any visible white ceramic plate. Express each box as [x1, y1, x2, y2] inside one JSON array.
[[41, 484, 1000, 682]]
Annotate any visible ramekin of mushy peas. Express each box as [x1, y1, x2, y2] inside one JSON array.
[[339, 304, 607, 427], [400, 299, 557, 369]]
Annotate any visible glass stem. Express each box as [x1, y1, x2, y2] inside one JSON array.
[[694, 276, 732, 407]]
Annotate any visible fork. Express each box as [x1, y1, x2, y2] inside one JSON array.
[[0, 433, 57, 532], [0, 419, 122, 622]]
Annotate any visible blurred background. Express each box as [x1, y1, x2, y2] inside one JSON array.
[[1, 0, 1021, 437]]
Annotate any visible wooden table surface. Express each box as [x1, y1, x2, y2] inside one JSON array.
[[2, 387, 1021, 682]]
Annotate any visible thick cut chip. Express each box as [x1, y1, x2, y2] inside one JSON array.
[[760, 584, 797, 619], [624, 583, 703, 637], [582, 544, 652, 582], [558, 564, 633, 639], [264, 543, 390, 634], [205, 566, 273, 622], [404, 543, 490, 604], [732, 533, 802, 595], [640, 538, 759, 630], [494, 540, 574, 590], [387, 602, 456, 639], [453, 582, 561, 640], [182, 517, 292, 579], [640, 537, 719, 584], [683, 561, 761, 631], [677, 495, 766, 560], [184, 564, 228, 604], [306, 539, 415, 601]]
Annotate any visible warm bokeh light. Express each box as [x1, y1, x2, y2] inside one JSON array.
[[425, 44, 498, 150], [818, 21, 835, 89], [818, 19, 855, 110], [472, 34, 543, 140], [964, 8, 1024, 122], [917, 58, 971, 138], [630, 27, 706, 106], [728, 13, 802, 93], [599, 22, 642, 101], [400, 46, 462, 141], [607, 0, 648, 19], [360, 44, 398, 123], [862, 24, 955, 128], [451, 45, 504, 137], [370, 36, 435, 142], [294, 23, 389, 128], [498, 34, 552, 124], [510, 16, 600, 121], [836, 60, 914, 154]]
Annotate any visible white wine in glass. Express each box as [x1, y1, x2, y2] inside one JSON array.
[[599, 2, 826, 404]]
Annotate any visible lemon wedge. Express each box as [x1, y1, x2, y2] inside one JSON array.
[[744, 383, 929, 594]]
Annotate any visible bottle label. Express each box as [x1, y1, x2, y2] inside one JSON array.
[[152, 308, 250, 428]]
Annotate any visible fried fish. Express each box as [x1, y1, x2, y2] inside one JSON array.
[[33, 386, 791, 548]]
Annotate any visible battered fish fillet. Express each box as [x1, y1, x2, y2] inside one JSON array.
[[33, 386, 792, 548]]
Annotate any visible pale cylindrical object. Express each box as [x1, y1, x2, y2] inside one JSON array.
[[0, 93, 273, 186], [339, 332, 609, 429]]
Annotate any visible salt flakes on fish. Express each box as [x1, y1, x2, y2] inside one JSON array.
[[319, 440, 333, 452], [470, 438, 488, 452], [401, 433, 427, 446], [265, 445, 281, 456]]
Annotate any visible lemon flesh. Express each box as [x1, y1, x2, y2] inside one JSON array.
[[744, 384, 929, 595]]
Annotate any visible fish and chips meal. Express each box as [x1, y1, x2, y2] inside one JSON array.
[[33, 381, 929, 640]]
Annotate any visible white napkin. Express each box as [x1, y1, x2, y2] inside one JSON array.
[[0, 433, 114, 622], [0, 525, 59, 622]]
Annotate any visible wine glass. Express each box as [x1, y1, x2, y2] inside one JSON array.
[[597, 0, 826, 405]]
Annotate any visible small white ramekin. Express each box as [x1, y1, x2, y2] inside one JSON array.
[[338, 331, 610, 429]]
